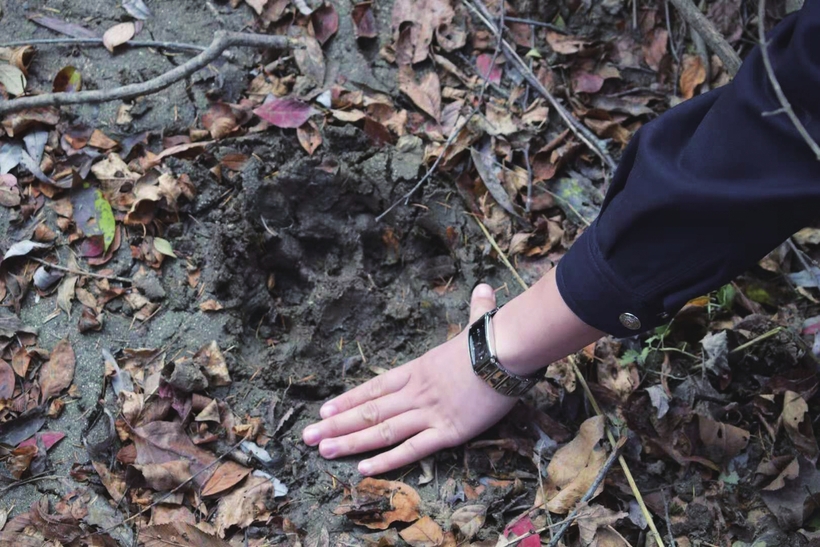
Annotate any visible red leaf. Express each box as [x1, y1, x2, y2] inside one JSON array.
[[18, 431, 66, 451], [311, 4, 339, 45], [571, 71, 604, 94], [503, 515, 541, 547], [254, 98, 318, 129], [476, 53, 502, 85], [0, 359, 13, 399], [352, 2, 378, 39]]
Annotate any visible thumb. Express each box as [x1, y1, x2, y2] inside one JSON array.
[[468, 283, 498, 324]]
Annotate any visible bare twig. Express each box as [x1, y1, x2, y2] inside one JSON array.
[[469, 213, 528, 289], [30, 256, 133, 283], [546, 438, 625, 547], [464, 0, 617, 171], [502, 16, 567, 34], [730, 326, 785, 354], [376, 3, 505, 221], [757, 0, 820, 160], [667, 0, 741, 75], [0, 38, 211, 54], [0, 32, 292, 116]]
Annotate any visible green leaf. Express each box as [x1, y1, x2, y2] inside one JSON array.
[[0, 63, 26, 96], [619, 349, 641, 366], [153, 238, 176, 258], [53, 66, 83, 93], [525, 48, 542, 59], [94, 190, 116, 251]]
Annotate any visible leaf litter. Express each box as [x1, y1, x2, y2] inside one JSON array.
[[0, 0, 817, 546]]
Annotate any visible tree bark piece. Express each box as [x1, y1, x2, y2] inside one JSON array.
[[0, 32, 292, 116]]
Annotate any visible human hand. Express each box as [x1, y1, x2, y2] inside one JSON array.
[[301, 284, 518, 476]]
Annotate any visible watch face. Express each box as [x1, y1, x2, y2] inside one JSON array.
[[485, 312, 496, 356]]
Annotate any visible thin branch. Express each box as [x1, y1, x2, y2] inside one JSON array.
[[757, 0, 820, 160], [0, 38, 211, 54], [30, 256, 133, 283], [667, 0, 742, 76], [0, 32, 292, 116], [464, 0, 617, 171], [502, 16, 568, 34], [546, 438, 624, 547], [469, 213, 528, 290]]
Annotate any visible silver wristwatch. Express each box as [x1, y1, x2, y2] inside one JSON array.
[[467, 307, 541, 397]]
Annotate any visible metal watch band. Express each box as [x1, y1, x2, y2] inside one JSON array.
[[467, 307, 540, 397]]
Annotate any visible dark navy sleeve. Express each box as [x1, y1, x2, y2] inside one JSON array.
[[556, 1, 820, 338]]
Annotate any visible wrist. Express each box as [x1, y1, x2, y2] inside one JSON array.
[[489, 268, 603, 376]]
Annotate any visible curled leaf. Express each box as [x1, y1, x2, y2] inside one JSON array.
[[153, 237, 177, 258], [102, 22, 136, 53], [0, 63, 26, 96]]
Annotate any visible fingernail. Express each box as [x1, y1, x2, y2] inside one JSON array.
[[320, 404, 337, 419], [358, 460, 373, 475], [320, 439, 338, 458], [303, 426, 320, 445], [474, 283, 494, 300]]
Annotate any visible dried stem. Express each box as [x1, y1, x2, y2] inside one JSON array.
[[0, 38, 212, 54], [667, 0, 742, 75], [757, 0, 820, 160], [0, 32, 292, 116], [30, 256, 133, 283]]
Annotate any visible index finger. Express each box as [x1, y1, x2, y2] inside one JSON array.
[[320, 366, 411, 419]]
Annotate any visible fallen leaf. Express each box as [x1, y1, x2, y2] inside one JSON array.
[[761, 456, 820, 529], [0, 406, 46, 445], [28, 14, 99, 38], [698, 416, 749, 464], [398, 66, 441, 121], [245, 0, 268, 14], [333, 478, 421, 530], [214, 474, 279, 537], [475, 53, 502, 84], [0, 174, 20, 207], [17, 431, 65, 451], [39, 338, 75, 402], [254, 97, 318, 128], [132, 420, 217, 488], [503, 515, 540, 547], [0, 63, 26, 96], [782, 390, 819, 463], [450, 505, 486, 540], [153, 238, 177, 258], [71, 186, 116, 251], [0, 359, 13, 399], [312, 4, 339, 44], [391, 0, 461, 64], [642, 28, 668, 71], [546, 31, 588, 54], [575, 504, 629, 547], [352, 2, 378, 39], [53, 66, 82, 92], [202, 461, 251, 497], [0, 142, 22, 174], [129, 460, 193, 491], [399, 516, 444, 547], [141, 522, 230, 547], [571, 70, 604, 94], [293, 32, 326, 85], [193, 341, 231, 386], [680, 54, 706, 100], [199, 299, 224, 312], [123, 0, 153, 19], [88, 129, 118, 149], [2, 106, 60, 137], [297, 120, 322, 155], [103, 22, 136, 52], [7, 445, 37, 478], [543, 416, 607, 514], [471, 137, 518, 218], [57, 275, 78, 317], [646, 384, 670, 419], [23, 130, 48, 165]]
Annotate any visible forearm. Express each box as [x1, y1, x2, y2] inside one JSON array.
[[491, 268, 604, 377]]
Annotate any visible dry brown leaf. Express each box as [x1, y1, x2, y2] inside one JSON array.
[[102, 22, 136, 52], [698, 416, 750, 463], [214, 475, 277, 537], [193, 341, 231, 387], [293, 32, 326, 85], [297, 120, 322, 155], [398, 66, 441, 121], [88, 129, 118, 149], [0, 359, 13, 399], [39, 338, 75, 403], [575, 504, 629, 547], [642, 28, 668, 71], [130, 460, 193, 491], [782, 390, 819, 463], [199, 299, 223, 312], [391, 0, 462, 64], [201, 461, 251, 497], [244, 0, 268, 14], [333, 478, 421, 530], [141, 522, 230, 547], [450, 504, 486, 540], [546, 31, 588, 54], [679, 54, 706, 100], [596, 359, 639, 401], [131, 421, 217, 488], [543, 416, 606, 514], [399, 516, 444, 547], [7, 445, 37, 478]]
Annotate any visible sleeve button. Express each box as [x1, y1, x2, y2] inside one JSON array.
[[619, 313, 642, 330]]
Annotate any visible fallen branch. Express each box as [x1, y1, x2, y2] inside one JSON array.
[[0, 31, 292, 116], [667, 0, 741, 76], [30, 256, 133, 284], [757, 0, 820, 160], [546, 437, 625, 547], [0, 38, 210, 54], [465, 0, 617, 171]]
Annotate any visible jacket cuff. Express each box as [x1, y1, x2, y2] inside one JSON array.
[[556, 222, 670, 338]]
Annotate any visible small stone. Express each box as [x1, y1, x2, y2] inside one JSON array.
[[134, 269, 166, 300], [166, 359, 208, 392]]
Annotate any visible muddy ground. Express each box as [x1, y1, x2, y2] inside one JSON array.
[[0, 0, 524, 538]]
